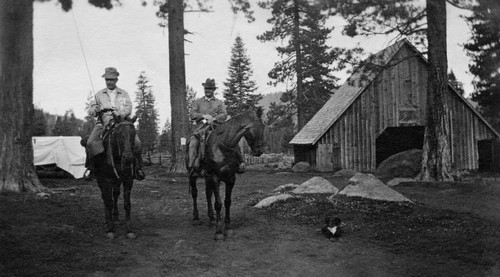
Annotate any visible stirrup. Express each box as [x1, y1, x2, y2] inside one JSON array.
[[236, 163, 245, 174], [83, 169, 94, 181], [134, 168, 145, 180]]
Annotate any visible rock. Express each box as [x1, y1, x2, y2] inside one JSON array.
[[291, 177, 339, 194], [386, 178, 415, 187], [254, 194, 295, 208], [36, 192, 50, 200], [333, 169, 357, 177], [339, 173, 412, 202], [375, 149, 422, 178], [275, 171, 292, 175], [292, 162, 310, 173], [273, 183, 299, 193]]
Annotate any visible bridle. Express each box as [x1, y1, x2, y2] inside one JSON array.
[[108, 121, 135, 180]]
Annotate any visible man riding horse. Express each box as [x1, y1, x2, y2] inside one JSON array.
[[188, 78, 245, 176], [84, 67, 145, 181]]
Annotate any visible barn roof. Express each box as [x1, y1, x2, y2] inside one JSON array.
[[290, 39, 406, 145], [290, 38, 499, 145]]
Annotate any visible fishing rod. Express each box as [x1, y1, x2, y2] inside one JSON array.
[[71, 9, 95, 99]]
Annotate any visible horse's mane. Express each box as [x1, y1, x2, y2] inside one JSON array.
[[216, 109, 261, 134]]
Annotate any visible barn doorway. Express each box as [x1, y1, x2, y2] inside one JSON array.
[[376, 126, 425, 166], [478, 139, 500, 172]]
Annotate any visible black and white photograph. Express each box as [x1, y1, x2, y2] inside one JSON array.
[[1, 0, 499, 276]]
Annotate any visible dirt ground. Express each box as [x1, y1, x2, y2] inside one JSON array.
[[1, 165, 500, 277]]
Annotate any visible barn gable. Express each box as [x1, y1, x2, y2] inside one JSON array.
[[290, 40, 405, 145], [290, 39, 499, 146], [290, 38, 500, 172]]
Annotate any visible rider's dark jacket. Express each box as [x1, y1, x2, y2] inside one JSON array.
[[190, 96, 228, 129]]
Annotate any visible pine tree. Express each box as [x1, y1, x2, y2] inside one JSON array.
[[258, 0, 354, 129], [33, 107, 48, 136], [265, 101, 295, 153], [82, 93, 98, 139], [52, 110, 81, 136], [186, 85, 197, 118], [448, 70, 465, 96], [223, 36, 262, 116], [463, 0, 500, 132], [158, 119, 172, 154], [134, 72, 159, 155]]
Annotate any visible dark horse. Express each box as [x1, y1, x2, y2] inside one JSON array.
[[94, 115, 138, 239], [187, 108, 265, 240]]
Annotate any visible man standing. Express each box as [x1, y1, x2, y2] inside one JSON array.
[[188, 78, 245, 175], [85, 67, 144, 180]]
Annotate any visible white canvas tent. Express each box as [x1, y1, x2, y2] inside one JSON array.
[[32, 136, 86, 179]]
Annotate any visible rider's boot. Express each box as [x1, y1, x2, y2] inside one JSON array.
[[84, 151, 95, 181], [134, 152, 145, 180], [235, 148, 245, 174], [188, 137, 201, 177], [236, 163, 246, 174]]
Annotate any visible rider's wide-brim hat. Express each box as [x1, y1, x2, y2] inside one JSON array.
[[102, 67, 120, 79], [202, 78, 217, 89]]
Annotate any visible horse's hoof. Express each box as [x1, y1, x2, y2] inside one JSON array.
[[126, 232, 137, 239], [106, 232, 115, 239], [225, 229, 234, 237], [208, 220, 216, 227], [214, 233, 225, 241], [192, 219, 202, 226]]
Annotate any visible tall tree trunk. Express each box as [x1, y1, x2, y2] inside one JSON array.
[[293, 0, 305, 131], [420, 0, 453, 181], [168, 0, 189, 173], [0, 0, 44, 192]]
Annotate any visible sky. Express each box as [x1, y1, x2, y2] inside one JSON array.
[[33, 0, 474, 127]]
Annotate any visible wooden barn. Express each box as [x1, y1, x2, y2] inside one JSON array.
[[290, 39, 500, 172]]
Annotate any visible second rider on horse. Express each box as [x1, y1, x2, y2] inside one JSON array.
[[84, 67, 145, 180], [188, 78, 245, 176]]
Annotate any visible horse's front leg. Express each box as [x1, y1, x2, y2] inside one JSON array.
[[122, 178, 136, 239], [190, 175, 200, 223], [112, 182, 121, 223], [224, 175, 236, 237], [205, 177, 215, 226], [97, 178, 115, 239], [208, 175, 224, 240]]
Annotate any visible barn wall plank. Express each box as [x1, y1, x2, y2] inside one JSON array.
[[314, 43, 498, 172]]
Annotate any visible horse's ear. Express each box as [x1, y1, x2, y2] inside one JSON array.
[[130, 115, 138, 123], [256, 107, 263, 119], [112, 113, 120, 122]]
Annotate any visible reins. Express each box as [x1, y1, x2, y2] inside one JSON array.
[[108, 121, 135, 180], [216, 123, 250, 153]]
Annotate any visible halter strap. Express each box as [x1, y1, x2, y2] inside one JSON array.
[[108, 120, 135, 180]]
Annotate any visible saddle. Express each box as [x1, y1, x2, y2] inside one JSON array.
[[87, 123, 115, 160], [188, 124, 215, 171]]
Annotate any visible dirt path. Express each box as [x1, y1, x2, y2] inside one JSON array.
[[89, 184, 410, 277], [88, 172, 498, 277], [2, 168, 499, 276]]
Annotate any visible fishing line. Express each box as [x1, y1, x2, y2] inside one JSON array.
[[71, 9, 95, 95]]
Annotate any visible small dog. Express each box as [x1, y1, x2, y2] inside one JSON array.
[[321, 217, 342, 241]]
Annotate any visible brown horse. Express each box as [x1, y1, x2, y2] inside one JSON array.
[[187, 108, 265, 240], [94, 115, 138, 239]]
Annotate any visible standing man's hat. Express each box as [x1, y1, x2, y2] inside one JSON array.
[[202, 78, 217, 89], [102, 67, 120, 79]]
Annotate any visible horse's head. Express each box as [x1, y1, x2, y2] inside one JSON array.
[[242, 108, 265, 157], [111, 115, 137, 166]]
